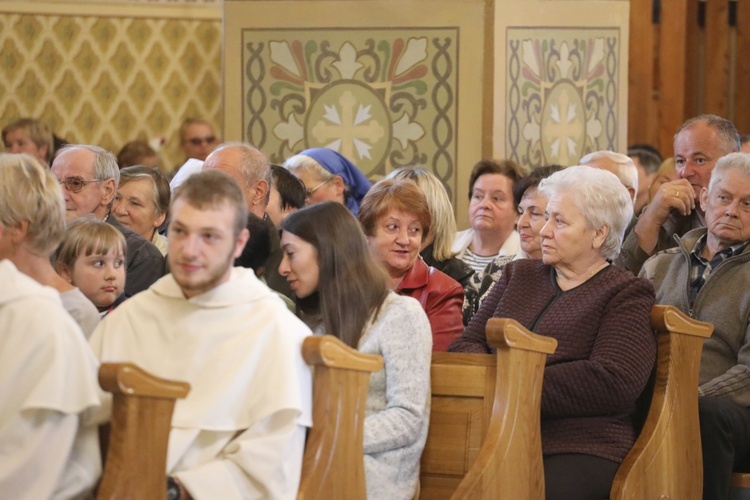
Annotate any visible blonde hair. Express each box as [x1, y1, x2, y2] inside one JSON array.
[[387, 167, 457, 261], [54, 218, 127, 271], [0, 153, 65, 255]]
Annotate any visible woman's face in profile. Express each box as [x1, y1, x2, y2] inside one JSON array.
[[113, 178, 165, 240], [294, 169, 341, 206], [516, 187, 548, 259], [367, 208, 423, 280], [279, 231, 320, 299], [539, 193, 600, 268]]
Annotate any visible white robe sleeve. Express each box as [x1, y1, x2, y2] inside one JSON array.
[[176, 409, 306, 500]]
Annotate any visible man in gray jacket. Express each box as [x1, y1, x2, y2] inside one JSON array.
[[640, 152, 750, 499], [621, 114, 740, 274]]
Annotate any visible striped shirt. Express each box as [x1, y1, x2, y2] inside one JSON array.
[[461, 247, 497, 274]]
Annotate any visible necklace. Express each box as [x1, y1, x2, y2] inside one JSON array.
[[557, 261, 609, 286]]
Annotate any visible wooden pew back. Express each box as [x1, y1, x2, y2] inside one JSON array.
[[96, 363, 190, 500], [419, 318, 557, 499], [419, 352, 496, 498], [297, 334, 384, 500], [97, 335, 382, 500], [610, 305, 713, 499]]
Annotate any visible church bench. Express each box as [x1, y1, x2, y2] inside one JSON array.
[[419, 318, 557, 499], [610, 305, 713, 499], [419, 305, 713, 500], [96, 334, 382, 500]]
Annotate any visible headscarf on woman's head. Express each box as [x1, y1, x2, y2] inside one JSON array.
[[301, 148, 372, 216]]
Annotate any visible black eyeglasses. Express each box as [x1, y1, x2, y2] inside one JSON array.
[[187, 136, 217, 146], [59, 176, 102, 193]]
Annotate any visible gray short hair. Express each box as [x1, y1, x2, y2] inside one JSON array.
[[539, 165, 632, 260], [56, 144, 120, 188], [675, 114, 741, 155], [708, 152, 750, 192], [580, 150, 638, 203]]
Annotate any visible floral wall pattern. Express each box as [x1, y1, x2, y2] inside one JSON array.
[[506, 28, 620, 168], [241, 28, 458, 195], [0, 7, 221, 171]]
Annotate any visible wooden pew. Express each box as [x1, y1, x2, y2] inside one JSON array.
[[96, 363, 190, 500], [421, 305, 713, 499], [452, 318, 557, 499], [97, 334, 382, 500], [419, 352, 495, 498], [297, 334, 384, 500], [610, 305, 713, 499], [419, 318, 557, 499]]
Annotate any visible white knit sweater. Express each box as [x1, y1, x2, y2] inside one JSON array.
[[307, 292, 432, 499]]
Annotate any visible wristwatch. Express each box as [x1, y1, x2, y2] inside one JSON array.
[[167, 476, 181, 500]]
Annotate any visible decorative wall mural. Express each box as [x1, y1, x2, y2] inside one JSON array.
[[241, 28, 458, 193], [506, 28, 619, 168]]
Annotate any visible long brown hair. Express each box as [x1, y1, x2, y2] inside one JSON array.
[[281, 201, 390, 348]]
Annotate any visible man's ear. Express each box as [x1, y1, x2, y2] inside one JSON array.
[[253, 179, 270, 207], [700, 187, 709, 213], [101, 178, 117, 206], [233, 227, 250, 259]]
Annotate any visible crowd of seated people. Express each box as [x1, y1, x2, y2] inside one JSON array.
[[2, 111, 750, 500]]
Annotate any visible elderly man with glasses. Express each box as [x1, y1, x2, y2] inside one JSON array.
[[52, 144, 165, 296]]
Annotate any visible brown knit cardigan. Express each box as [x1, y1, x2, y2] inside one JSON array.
[[449, 259, 657, 462]]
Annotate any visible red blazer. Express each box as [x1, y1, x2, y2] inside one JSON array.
[[396, 257, 464, 352]]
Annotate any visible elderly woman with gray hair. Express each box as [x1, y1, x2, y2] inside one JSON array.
[[449, 166, 657, 500]]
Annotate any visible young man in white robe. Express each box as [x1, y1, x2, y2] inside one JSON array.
[[89, 170, 313, 500]]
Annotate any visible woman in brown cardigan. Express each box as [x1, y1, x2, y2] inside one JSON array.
[[449, 166, 657, 500]]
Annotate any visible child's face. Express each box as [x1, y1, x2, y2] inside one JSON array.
[[67, 247, 126, 310]]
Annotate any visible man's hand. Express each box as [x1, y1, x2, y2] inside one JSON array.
[[632, 179, 696, 255]]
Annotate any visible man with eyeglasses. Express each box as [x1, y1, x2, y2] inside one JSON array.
[[178, 118, 219, 166], [203, 142, 292, 298], [52, 144, 164, 296], [640, 152, 750, 499]]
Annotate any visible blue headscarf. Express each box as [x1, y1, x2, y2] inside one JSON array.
[[301, 148, 372, 216]]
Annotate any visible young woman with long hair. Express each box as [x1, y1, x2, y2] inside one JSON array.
[[279, 201, 431, 500]]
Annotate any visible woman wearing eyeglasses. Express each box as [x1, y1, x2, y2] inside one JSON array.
[[282, 148, 372, 216]]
